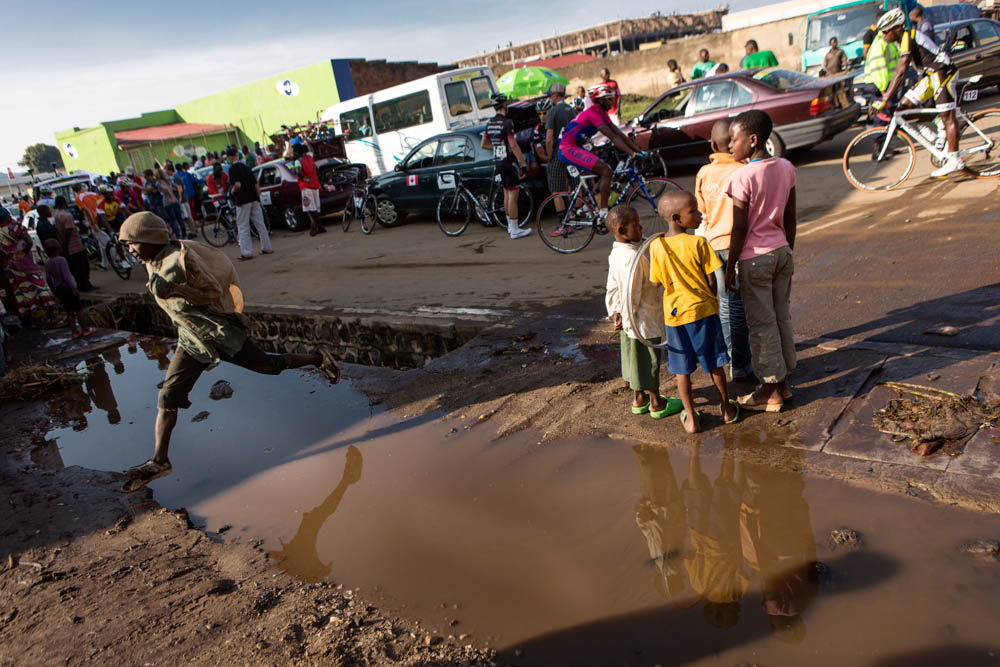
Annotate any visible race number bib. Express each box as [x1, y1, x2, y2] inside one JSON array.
[[493, 145, 507, 160], [260, 191, 272, 205], [566, 165, 580, 178], [494, 173, 503, 184], [353, 195, 364, 208]]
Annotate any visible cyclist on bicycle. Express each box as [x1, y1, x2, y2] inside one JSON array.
[[532, 98, 552, 164], [557, 83, 643, 224], [879, 4, 963, 178], [481, 92, 532, 240]]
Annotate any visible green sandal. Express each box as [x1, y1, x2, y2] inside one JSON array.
[[631, 401, 651, 415], [679, 409, 701, 434], [724, 399, 740, 424], [650, 396, 683, 419]]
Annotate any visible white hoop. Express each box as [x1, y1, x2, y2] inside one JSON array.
[[624, 232, 670, 350]]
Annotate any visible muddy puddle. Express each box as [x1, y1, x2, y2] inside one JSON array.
[[43, 343, 1000, 666]]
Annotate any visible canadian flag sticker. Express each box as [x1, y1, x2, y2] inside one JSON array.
[[406, 174, 418, 187]]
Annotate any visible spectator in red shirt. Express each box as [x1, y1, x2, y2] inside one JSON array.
[[205, 163, 228, 199], [600, 68, 622, 125], [291, 143, 326, 236]]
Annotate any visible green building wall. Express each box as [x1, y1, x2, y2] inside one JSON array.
[[176, 61, 341, 147]]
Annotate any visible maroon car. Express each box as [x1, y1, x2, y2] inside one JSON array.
[[253, 158, 362, 232], [625, 68, 860, 160]]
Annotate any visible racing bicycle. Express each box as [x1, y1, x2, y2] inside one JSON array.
[[343, 180, 378, 234], [843, 74, 1000, 191], [104, 231, 137, 280], [534, 154, 682, 254], [435, 166, 534, 237]]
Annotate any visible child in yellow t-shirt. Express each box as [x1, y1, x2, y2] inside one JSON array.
[[648, 191, 740, 433]]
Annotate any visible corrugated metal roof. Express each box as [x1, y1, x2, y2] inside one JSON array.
[[514, 53, 599, 69], [114, 122, 230, 145]]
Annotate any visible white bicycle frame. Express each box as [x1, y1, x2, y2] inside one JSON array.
[[877, 74, 994, 162]]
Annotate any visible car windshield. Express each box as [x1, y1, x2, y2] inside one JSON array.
[[805, 4, 880, 51], [754, 68, 817, 90]]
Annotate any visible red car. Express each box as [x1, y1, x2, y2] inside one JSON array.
[[253, 158, 362, 232], [624, 68, 860, 160]]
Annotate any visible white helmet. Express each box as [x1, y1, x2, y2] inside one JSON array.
[[877, 8, 905, 32]]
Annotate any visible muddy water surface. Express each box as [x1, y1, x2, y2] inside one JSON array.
[[47, 344, 1000, 666]]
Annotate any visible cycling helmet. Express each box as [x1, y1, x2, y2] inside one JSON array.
[[571, 96, 586, 111], [490, 92, 509, 109], [535, 98, 552, 113], [588, 83, 616, 100], [877, 7, 905, 31], [98, 185, 113, 194], [118, 177, 133, 188], [38, 184, 53, 194]]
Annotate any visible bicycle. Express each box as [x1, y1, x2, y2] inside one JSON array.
[[534, 154, 683, 254], [843, 74, 1000, 191], [104, 231, 137, 280], [435, 166, 534, 237], [342, 180, 378, 234], [200, 197, 269, 247]]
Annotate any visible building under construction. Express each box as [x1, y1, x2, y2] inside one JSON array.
[[454, 10, 728, 69]]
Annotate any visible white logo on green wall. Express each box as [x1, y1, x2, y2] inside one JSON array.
[[275, 79, 301, 97], [63, 143, 79, 159]]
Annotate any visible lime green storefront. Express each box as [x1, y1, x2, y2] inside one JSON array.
[[54, 60, 348, 175]]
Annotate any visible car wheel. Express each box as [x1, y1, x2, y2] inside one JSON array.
[[375, 195, 406, 227], [282, 205, 306, 232], [765, 132, 786, 158]]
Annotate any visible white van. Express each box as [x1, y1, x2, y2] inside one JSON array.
[[321, 67, 499, 177]]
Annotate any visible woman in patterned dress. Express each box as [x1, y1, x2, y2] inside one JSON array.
[[0, 206, 59, 327]]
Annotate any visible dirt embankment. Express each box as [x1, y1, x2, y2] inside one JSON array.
[[0, 396, 495, 667]]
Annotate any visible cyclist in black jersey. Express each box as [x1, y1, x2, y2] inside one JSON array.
[[880, 4, 962, 177], [481, 93, 532, 239]]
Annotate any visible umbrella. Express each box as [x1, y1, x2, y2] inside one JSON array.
[[496, 66, 570, 100]]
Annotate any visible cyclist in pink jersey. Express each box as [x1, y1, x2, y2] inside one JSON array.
[[558, 83, 643, 220]]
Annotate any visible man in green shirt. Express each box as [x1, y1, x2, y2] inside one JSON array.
[[740, 40, 779, 69], [691, 49, 716, 79], [117, 212, 340, 492]]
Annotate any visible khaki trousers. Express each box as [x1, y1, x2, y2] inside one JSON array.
[[738, 246, 795, 384]]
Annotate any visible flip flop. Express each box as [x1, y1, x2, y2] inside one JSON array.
[[679, 409, 701, 434], [737, 392, 783, 412], [724, 399, 740, 424], [631, 401, 651, 415], [121, 459, 172, 493], [650, 396, 683, 419]]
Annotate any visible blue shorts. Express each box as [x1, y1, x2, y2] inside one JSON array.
[[665, 314, 730, 375]]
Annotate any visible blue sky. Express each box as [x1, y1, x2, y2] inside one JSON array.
[[0, 0, 771, 170]]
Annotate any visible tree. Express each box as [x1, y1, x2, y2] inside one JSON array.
[[19, 144, 64, 174]]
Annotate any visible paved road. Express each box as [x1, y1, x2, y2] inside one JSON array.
[[92, 94, 1000, 351]]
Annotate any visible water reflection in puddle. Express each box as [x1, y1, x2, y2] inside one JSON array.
[[45, 343, 1000, 666]]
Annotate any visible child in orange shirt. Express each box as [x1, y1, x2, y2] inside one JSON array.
[[648, 191, 739, 433]]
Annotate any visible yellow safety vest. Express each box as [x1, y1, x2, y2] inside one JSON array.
[[863, 32, 900, 92]]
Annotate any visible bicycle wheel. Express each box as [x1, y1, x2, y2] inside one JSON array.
[[342, 197, 355, 232], [105, 240, 132, 280], [201, 216, 230, 247], [359, 196, 378, 235], [489, 186, 535, 229], [622, 177, 684, 238], [536, 191, 597, 254], [843, 127, 916, 192], [437, 190, 473, 236], [961, 109, 1000, 178]]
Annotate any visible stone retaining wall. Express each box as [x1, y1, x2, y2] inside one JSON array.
[[85, 295, 472, 370]]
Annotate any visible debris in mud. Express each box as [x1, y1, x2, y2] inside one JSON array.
[[872, 382, 999, 457], [191, 411, 210, 422], [959, 539, 999, 559], [827, 528, 863, 551], [208, 380, 234, 400], [924, 325, 959, 337], [0, 364, 85, 401]]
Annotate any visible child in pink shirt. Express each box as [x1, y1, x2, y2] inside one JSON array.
[[724, 110, 797, 412]]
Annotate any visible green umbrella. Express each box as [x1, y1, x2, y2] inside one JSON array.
[[496, 66, 570, 100]]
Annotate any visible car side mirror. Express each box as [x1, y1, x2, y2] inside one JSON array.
[[394, 163, 403, 172]]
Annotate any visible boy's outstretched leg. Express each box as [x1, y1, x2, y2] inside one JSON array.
[[710, 367, 739, 423]]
